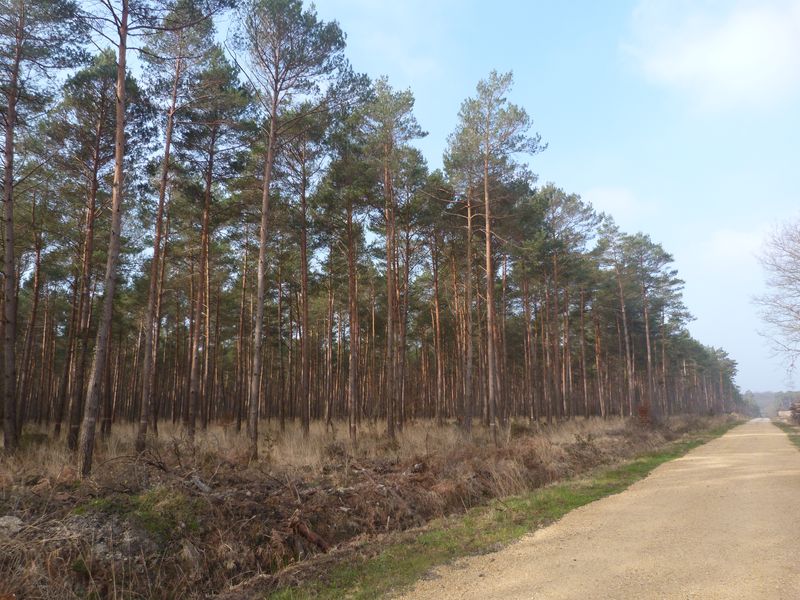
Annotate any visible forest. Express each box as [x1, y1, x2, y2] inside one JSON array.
[[0, 0, 749, 479]]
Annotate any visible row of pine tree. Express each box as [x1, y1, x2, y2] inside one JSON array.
[[1, 0, 746, 474]]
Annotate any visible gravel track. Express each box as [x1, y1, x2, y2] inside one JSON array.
[[399, 419, 800, 599]]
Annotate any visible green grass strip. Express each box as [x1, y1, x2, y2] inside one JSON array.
[[268, 420, 740, 600], [773, 419, 800, 450]]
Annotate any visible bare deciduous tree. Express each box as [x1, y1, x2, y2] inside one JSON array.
[[756, 220, 800, 372]]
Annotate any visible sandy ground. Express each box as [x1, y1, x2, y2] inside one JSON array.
[[398, 419, 800, 599]]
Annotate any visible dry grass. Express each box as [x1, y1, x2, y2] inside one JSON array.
[[1, 417, 622, 485], [0, 414, 738, 599]]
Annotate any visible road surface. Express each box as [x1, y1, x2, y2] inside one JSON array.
[[399, 419, 800, 599]]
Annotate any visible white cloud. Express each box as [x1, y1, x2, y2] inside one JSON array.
[[625, 0, 800, 109]]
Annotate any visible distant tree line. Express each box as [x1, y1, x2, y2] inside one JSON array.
[[744, 391, 797, 417], [1, 0, 748, 474]]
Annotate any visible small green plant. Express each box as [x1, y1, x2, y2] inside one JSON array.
[[71, 557, 90, 576], [72, 486, 201, 541], [134, 486, 201, 539], [72, 495, 130, 516]]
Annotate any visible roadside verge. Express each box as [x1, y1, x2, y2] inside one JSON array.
[[773, 419, 800, 449], [223, 418, 742, 600]]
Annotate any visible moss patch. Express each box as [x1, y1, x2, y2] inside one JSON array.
[[72, 485, 201, 541]]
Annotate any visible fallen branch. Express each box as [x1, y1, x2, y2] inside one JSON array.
[[289, 510, 331, 552]]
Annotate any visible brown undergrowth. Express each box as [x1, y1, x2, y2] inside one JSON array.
[[0, 415, 734, 599]]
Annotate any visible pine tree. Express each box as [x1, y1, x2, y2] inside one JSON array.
[[0, 0, 85, 451], [449, 71, 543, 444], [238, 0, 345, 458]]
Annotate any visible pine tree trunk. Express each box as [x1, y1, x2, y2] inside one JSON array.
[[151, 212, 170, 434], [346, 200, 359, 441], [16, 195, 42, 436], [615, 266, 634, 416], [579, 290, 589, 417], [247, 90, 278, 460], [299, 160, 310, 437], [2, 11, 22, 452], [78, 2, 128, 477], [53, 275, 79, 437], [642, 284, 654, 412], [248, 94, 278, 460], [463, 189, 474, 433], [594, 312, 605, 418], [397, 227, 410, 431], [137, 54, 182, 451], [431, 233, 444, 426], [236, 225, 249, 432], [522, 279, 534, 421], [383, 152, 396, 439], [68, 116, 106, 452], [550, 258, 562, 418], [188, 139, 214, 441], [483, 154, 498, 446]]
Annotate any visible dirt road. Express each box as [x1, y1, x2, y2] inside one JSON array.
[[399, 419, 800, 599]]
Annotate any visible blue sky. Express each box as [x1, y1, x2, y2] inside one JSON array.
[[314, 0, 800, 392]]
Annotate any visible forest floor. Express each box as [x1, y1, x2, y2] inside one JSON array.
[[398, 418, 800, 600], [0, 414, 740, 599]]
